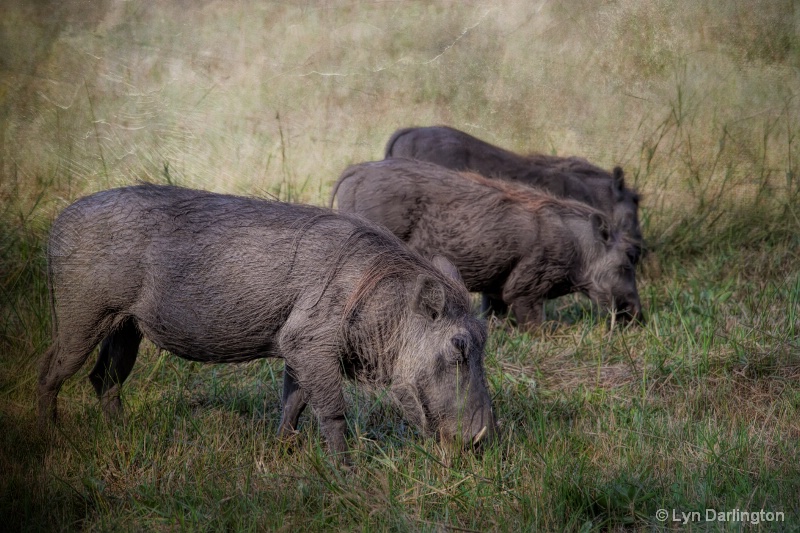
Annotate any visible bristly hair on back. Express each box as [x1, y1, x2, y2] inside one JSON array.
[[458, 171, 606, 220], [337, 218, 470, 329]]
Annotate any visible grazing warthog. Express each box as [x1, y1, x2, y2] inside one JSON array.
[[38, 184, 495, 457], [332, 159, 643, 329], [385, 125, 643, 263]]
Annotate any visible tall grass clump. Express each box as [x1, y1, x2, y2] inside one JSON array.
[[2, 0, 799, 530]]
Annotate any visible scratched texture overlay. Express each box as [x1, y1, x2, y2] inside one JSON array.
[[2, 1, 799, 531]]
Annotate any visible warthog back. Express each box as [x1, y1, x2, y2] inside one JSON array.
[[385, 125, 643, 263]]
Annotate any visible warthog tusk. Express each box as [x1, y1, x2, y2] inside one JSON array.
[[473, 425, 488, 444]]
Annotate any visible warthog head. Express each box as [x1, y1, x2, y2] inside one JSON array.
[[580, 213, 643, 324], [610, 167, 644, 264], [388, 256, 496, 448]]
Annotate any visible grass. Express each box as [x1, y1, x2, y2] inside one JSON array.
[[2, 0, 800, 531]]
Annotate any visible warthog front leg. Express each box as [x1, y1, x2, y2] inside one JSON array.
[[278, 316, 348, 457], [503, 262, 549, 330]]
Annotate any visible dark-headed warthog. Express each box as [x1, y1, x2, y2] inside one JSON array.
[[332, 159, 643, 329], [38, 184, 495, 456], [385, 125, 643, 263]]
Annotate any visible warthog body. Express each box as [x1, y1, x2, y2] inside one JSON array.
[[385, 125, 643, 263], [332, 159, 642, 328], [38, 184, 494, 455]]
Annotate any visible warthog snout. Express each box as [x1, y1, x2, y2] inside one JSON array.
[[614, 294, 644, 325]]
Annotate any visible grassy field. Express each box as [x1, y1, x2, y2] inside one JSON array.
[[2, 0, 799, 530]]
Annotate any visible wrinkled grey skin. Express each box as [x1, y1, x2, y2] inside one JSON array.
[[38, 184, 495, 456], [332, 159, 643, 329], [385, 125, 643, 264]]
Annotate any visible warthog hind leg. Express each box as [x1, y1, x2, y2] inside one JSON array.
[[88, 317, 142, 418]]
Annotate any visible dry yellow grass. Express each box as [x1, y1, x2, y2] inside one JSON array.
[[2, 1, 797, 216]]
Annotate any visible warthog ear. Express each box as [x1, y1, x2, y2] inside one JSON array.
[[412, 274, 447, 321], [430, 255, 463, 283], [612, 167, 625, 190], [590, 213, 611, 244]]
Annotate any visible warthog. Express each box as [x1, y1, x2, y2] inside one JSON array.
[[385, 125, 643, 263], [332, 159, 643, 328], [38, 184, 495, 456]]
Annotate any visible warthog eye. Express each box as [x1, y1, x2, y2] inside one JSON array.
[[449, 335, 469, 364]]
